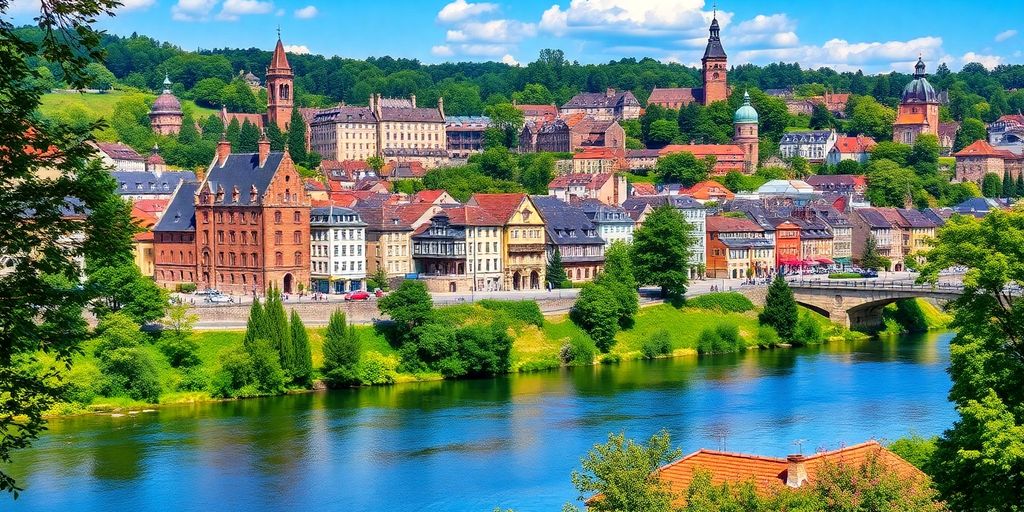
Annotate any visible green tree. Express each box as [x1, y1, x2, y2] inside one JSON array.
[[570, 283, 621, 352], [809, 102, 836, 129], [866, 159, 921, 207], [870, 141, 913, 166], [263, 287, 295, 376], [519, 152, 555, 195], [289, 310, 313, 385], [158, 302, 200, 367], [655, 152, 711, 186], [1017, 173, 1024, 199], [920, 209, 1024, 511], [546, 247, 567, 288], [567, 430, 682, 512], [598, 241, 639, 328], [848, 95, 896, 140], [366, 155, 385, 173], [190, 77, 227, 108], [99, 347, 162, 402], [484, 102, 525, 148], [1003, 168, 1015, 198], [367, 266, 390, 291], [242, 298, 267, 349], [379, 280, 433, 330], [287, 109, 308, 165], [647, 118, 680, 148], [631, 205, 693, 299], [954, 118, 987, 151], [981, 173, 1001, 198], [88, 264, 167, 324], [909, 134, 941, 177], [321, 310, 361, 386], [225, 117, 241, 147], [860, 235, 890, 271], [201, 114, 224, 141], [759, 274, 798, 342], [236, 120, 260, 153], [84, 62, 116, 90]]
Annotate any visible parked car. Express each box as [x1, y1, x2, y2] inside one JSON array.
[[344, 290, 371, 301], [374, 288, 386, 297], [859, 269, 879, 278], [195, 289, 221, 296], [205, 294, 234, 303]]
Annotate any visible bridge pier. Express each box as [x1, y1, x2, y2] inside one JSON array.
[[787, 280, 962, 333]]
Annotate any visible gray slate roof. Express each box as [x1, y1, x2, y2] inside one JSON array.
[[112, 170, 196, 196], [562, 90, 640, 109], [780, 131, 834, 145], [154, 181, 198, 232], [532, 196, 605, 248], [201, 152, 284, 206]]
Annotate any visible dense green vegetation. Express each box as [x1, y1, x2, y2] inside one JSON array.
[[684, 292, 754, 313]]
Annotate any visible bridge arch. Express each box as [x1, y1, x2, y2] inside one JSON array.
[[785, 279, 962, 332]]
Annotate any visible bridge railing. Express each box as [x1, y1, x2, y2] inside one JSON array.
[[785, 278, 966, 293]]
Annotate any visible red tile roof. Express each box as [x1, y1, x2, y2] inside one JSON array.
[[573, 147, 625, 160], [706, 215, 763, 233], [954, 139, 1019, 159], [548, 173, 614, 190], [894, 112, 927, 125], [514, 104, 557, 120], [679, 181, 735, 201], [412, 189, 446, 204], [132, 198, 169, 216], [647, 87, 699, 106], [833, 135, 877, 154], [443, 205, 504, 226], [631, 183, 658, 196], [304, 178, 326, 191], [269, 37, 291, 71], [652, 441, 923, 501], [467, 193, 529, 222], [95, 142, 144, 162]]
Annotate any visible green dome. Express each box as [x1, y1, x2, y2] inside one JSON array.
[[733, 91, 759, 124]]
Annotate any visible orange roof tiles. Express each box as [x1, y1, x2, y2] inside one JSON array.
[[651, 441, 924, 502], [573, 147, 625, 160], [679, 180, 735, 201], [467, 193, 529, 222], [954, 139, 1019, 159], [548, 172, 614, 190], [894, 112, 927, 125], [833, 135, 877, 154], [631, 183, 658, 196], [706, 215, 763, 233], [269, 37, 291, 71], [443, 205, 503, 226]]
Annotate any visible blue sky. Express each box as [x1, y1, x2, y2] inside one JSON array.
[[6, 0, 1022, 74]]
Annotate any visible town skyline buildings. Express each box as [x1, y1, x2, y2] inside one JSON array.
[[6, 0, 1020, 75]]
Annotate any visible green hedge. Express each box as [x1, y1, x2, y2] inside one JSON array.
[[478, 300, 544, 328], [828, 272, 862, 279], [686, 292, 754, 313]]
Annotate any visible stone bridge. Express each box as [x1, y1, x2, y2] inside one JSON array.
[[786, 278, 964, 330]]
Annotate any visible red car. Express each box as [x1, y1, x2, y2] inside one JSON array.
[[344, 290, 371, 301]]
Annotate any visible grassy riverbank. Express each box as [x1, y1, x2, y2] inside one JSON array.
[[51, 296, 862, 416]]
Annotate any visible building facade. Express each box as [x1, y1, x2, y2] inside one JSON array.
[[534, 197, 605, 283], [580, 201, 634, 248], [988, 114, 1024, 155], [560, 88, 641, 120], [309, 205, 366, 294], [149, 75, 183, 136], [445, 116, 490, 158], [733, 92, 759, 172], [826, 135, 877, 165], [893, 57, 940, 145], [468, 193, 546, 290], [705, 216, 774, 279], [954, 139, 1023, 185], [779, 130, 838, 163], [153, 181, 199, 288]]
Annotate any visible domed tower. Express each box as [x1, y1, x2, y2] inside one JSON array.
[[266, 33, 293, 132], [149, 74, 183, 136], [701, 12, 728, 105], [893, 56, 940, 145], [733, 91, 759, 172]]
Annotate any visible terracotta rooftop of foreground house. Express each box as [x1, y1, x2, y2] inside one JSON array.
[[832, 134, 877, 154], [706, 215, 764, 233], [587, 440, 924, 506], [466, 193, 532, 222], [953, 139, 1019, 158]]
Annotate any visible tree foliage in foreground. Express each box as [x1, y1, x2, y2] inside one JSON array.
[[0, 0, 125, 496], [631, 205, 693, 299], [759, 274, 798, 343], [920, 208, 1024, 511]]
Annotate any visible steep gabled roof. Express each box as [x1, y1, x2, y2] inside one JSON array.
[[647, 87, 700, 106], [201, 152, 285, 206], [706, 215, 763, 233], [954, 139, 1017, 159], [153, 181, 198, 232]]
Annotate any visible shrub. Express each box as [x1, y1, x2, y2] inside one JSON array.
[[99, 347, 162, 403], [792, 313, 823, 346], [561, 336, 597, 366], [210, 340, 286, 397], [570, 283, 621, 353], [322, 310, 362, 386], [759, 274, 798, 342], [888, 434, 937, 471], [479, 300, 544, 327], [518, 359, 561, 372], [355, 351, 399, 385], [642, 330, 673, 359], [828, 272, 862, 279], [599, 353, 621, 364], [211, 345, 254, 398], [176, 282, 197, 293], [715, 323, 744, 351], [686, 292, 754, 313], [755, 325, 782, 348], [93, 312, 145, 357], [248, 339, 287, 394], [65, 362, 104, 405], [175, 366, 208, 392], [157, 333, 201, 367], [696, 328, 721, 354]]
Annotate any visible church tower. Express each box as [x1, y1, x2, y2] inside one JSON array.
[[733, 91, 759, 173], [701, 12, 728, 105], [266, 33, 293, 132]]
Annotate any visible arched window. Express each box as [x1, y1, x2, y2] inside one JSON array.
[[252, 253, 259, 266], [293, 230, 301, 244], [294, 251, 302, 266], [275, 252, 283, 266], [293, 211, 301, 223], [274, 211, 282, 224]]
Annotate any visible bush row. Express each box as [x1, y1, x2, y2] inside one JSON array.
[[686, 292, 755, 313]]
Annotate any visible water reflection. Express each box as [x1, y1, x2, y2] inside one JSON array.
[[5, 332, 956, 512]]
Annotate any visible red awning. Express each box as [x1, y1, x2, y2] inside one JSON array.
[[817, 258, 835, 264], [779, 259, 802, 265], [803, 259, 820, 265]]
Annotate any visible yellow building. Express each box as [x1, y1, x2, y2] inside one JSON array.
[[131, 206, 159, 278], [897, 208, 938, 264], [468, 193, 546, 290]]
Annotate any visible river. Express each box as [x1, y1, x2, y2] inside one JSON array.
[[5, 331, 956, 511]]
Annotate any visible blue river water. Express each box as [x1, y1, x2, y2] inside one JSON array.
[[5, 331, 956, 511]]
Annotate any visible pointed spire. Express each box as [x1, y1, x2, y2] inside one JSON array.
[[162, 73, 172, 93], [743, 90, 751, 105], [269, 34, 291, 73], [914, 55, 927, 78]]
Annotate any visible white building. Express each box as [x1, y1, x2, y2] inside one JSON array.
[[779, 129, 838, 163], [580, 201, 634, 248], [310, 205, 367, 294]]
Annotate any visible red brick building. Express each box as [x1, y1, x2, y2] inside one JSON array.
[[155, 134, 311, 295], [659, 144, 745, 175]]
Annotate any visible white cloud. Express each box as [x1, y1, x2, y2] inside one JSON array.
[[432, 45, 455, 57], [735, 13, 795, 33], [217, 0, 274, 21], [995, 29, 1017, 42], [446, 19, 537, 43], [735, 36, 944, 72], [961, 52, 1002, 69], [172, 0, 218, 21], [501, 54, 520, 66], [457, 43, 513, 57], [119, 0, 156, 11], [294, 5, 318, 19], [283, 44, 311, 55], [437, 0, 499, 24], [275, 8, 284, 16], [539, 0, 719, 38]]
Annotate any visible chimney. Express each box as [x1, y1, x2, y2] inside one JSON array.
[[785, 455, 808, 488], [437, 96, 445, 119], [258, 129, 271, 167], [216, 132, 231, 167], [410, 94, 416, 108]]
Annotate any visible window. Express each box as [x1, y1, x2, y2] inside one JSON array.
[[274, 211, 282, 224], [275, 252, 283, 266], [274, 231, 283, 244], [293, 211, 301, 223], [293, 231, 301, 244], [217, 231, 224, 243], [294, 251, 302, 266]]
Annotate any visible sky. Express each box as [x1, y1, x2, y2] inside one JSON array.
[[5, 0, 1023, 74]]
